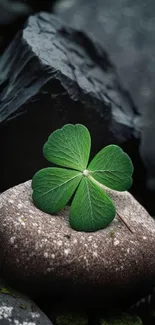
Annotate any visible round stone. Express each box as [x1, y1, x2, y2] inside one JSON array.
[[0, 180, 155, 313]]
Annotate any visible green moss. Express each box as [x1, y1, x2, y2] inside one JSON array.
[[56, 312, 142, 325], [101, 313, 142, 325], [109, 230, 115, 238], [56, 313, 88, 325], [19, 303, 26, 309], [0, 286, 17, 298], [0, 287, 11, 295]]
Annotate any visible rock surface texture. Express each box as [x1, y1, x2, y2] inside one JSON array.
[[0, 12, 139, 194], [0, 277, 53, 324], [0, 180, 155, 314]]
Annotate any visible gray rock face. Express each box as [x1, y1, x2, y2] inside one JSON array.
[[0, 278, 53, 324], [57, 0, 155, 190], [0, 12, 139, 194], [0, 181, 155, 313]]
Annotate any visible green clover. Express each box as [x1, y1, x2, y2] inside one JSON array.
[[32, 124, 133, 232]]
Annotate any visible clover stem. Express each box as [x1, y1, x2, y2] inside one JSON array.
[[88, 175, 104, 188]]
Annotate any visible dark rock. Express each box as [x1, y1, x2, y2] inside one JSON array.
[[0, 277, 53, 324], [57, 0, 155, 191], [0, 180, 155, 315], [0, 12, 139, 195]]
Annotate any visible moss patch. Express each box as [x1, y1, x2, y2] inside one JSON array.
[[19, 303, 26, 309], [56, 312, 142, 325], [101, 313, 142, 325], [56, 313, 88, 325], [109, 230, 115, 238], [0, 286, 18, 298]]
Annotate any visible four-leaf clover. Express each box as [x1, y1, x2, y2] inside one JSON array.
[[32, 124, 133, 232]]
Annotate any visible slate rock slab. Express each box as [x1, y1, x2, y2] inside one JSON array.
[[0, 180, 155, 314], [0, 277, 53, 324], [0, 12, 139, 193]]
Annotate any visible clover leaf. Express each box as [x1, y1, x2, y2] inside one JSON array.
[[32, 124, 133, 232], [43, 124, 91, 171]]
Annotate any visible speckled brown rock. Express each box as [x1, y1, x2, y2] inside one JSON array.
[[0, 180, 155, 313]]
